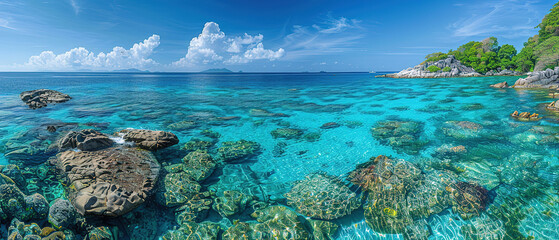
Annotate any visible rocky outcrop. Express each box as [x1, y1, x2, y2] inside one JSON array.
[[490, 81, 509, 88], [116, 129, 179, 151], [20, 89, 71, 109], [484, 69, 523, 76], [58, 129, 113, 151], [54, 146, 160, 217], [381, 55, 481, 78], [513, 67, 559, 88]]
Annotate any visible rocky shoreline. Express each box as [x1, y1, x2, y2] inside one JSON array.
[[379, 55, 524, 78], [512, 67, 559, 88]]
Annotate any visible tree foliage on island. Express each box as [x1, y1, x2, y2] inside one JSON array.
[[422, 2, 559, 73]]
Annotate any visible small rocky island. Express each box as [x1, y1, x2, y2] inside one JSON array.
[[513, 67, 559, 88], [20, 89, 71, 109]]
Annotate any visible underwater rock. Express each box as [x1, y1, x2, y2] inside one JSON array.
[[4, 127, 62, 166], [55, 146, 160, 217], [182, 138, 214, 152], [182, 150, 216, 182], [285, 173, 360, 220], [48, 198, 77, 230], [433, 144, 467, 159], [23, 193, 49, 220], [200, 129, 221, 139], [354, 155, 423, 234], [222, 205, 311, 240], [167, 120, 197, 131], [270, 128, 304, 139], [0, 184, 26, 219], [249, 109, 289, 117], [309, 219, 338, 240], [217, 140, 261, 162], [370, 120, 428, 155], [58, 129, 113, 151], [455, 160, 500, 190], [19, 89, 71, 109], [302, 132, 321, 142], [1, 165, 27, 191], [117, 128, 179, 151], [320, 122, 340, 129], [161, 221, 221, 240], [440, 121, 484, 139], [460, 214, 505, 240], [175, 192, 213, 224], [450, 181, 489, 220], [490, 81, 509, 88], [156, 172, 201, 207], [7, 218, 67, 240], [87, 226, 116, 240], [208, 164, 271, 202], [510, 111, 541, 121], [406, 171, 455, 219], [212, 190, 254, 218]]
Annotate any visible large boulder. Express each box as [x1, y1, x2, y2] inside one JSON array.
[[20, 89, 71, 109], [54, 147, 160, 217], [58, 129, 113, 151], [117, 129, 179, 151], [48, 198, 77, 230]]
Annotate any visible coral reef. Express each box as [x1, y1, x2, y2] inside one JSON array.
[[270, 128, 304, 139], [217, 140, 261, 162], [371, 120, 428, 155], [182, 150, 216, 182]]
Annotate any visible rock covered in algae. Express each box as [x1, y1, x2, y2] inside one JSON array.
[[0, 183, 49, 222], [222, 205, 311, 240], [309, 219, 339, 240], [182, 150, 216, 182], [406, 171, 456, 219], [450, 181, 489, 220], [182, 138, 214, 152], [58, 129, 113, 151], [54, 146, 160, 217], [370, 120, 428, 155], [212, 190, 254, 218], [208, 164, 275, 202], [175, 192, 213, 224], [440, 121, 484, 139], [352, 155, 423, 234], [156, 171, 201, 207], [217, 140, 261, 162], [88, 226, 116, 240], [7, 218, 66, 240], [48, 198, 77, 230], [167, 120, 197, 131], [1, 165, 27, 191], [117, 128, 179, 151], [285, 173, 360, 220], [460, 214, 505, 240], [270, 128, 304, 139], [19, 89, 71, 109], [161, 221, 221, 240]]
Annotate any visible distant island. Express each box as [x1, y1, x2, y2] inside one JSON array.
[[113, 68, 149, 73], [201, 68, 233, 73], [384, 3, 558, 78]]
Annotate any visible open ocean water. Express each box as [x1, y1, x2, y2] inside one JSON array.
[[1, 72, 559, 239]]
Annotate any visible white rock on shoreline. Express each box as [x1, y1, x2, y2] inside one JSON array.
[[513, 67, 559, 88], [381, 55, 523, 78]]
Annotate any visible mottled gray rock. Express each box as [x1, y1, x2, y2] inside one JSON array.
[[490, 81, 509, 88], [48, 198, 77, 230], [58, 129, 113, 151], [116, 129, 179, 151], [514, 67, 559, 88], [19, 89, 71, 109]]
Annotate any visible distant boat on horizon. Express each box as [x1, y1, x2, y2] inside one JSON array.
[[369, 69, 376, 73]]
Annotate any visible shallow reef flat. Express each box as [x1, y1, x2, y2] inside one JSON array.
[[0, 72, 558, 239]]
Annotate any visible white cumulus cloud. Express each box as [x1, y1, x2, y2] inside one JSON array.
[[25, 34, 160, 71], [173, 22, 284, 68]]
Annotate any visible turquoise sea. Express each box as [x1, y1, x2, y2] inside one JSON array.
[[1, 72, 559, 239]]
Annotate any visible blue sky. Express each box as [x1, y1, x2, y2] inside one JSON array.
[[0, 0, 556, 72]]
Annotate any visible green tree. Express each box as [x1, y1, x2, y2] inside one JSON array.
[[514, 46, 536, 72], [538, 2, 559, 42], [498, 44, 517, 60], [428, 65, 441, 72]]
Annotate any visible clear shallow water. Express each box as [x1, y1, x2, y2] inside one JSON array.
[[1, 72, 559, 239]]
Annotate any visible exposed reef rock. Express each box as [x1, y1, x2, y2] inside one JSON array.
[[380, 55, 482, 78], [54, 146, 160, 217], [285, 173, 361, 220], [490, 81, 509, 88], [116, 129, 179, 151], [484, 69, 523, 76], [513, 67, 559, 88], [510, 111, 541, 121], [20, 89, 71, 109], [58, 129, 113, 151]]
